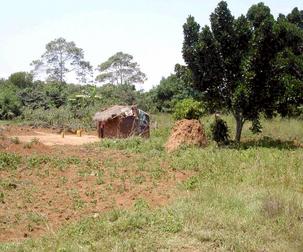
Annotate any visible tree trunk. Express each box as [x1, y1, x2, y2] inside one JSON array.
[[60, 51, 63, 84], [234, 113, 245, 142]]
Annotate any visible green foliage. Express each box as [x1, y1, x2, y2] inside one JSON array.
[[68, 85, 100, 119], [8, 72, 33, 89], [0, 152, 22, 171], [31, 37, 92, 84], [17, 81, 67, 110], [182, 176, 199, 190], [96, 52, 146, 85], [173, 98, 204, 120], [98, 136, 164, 155], [250, 118, 263, 134], [211, 117, 230, 144], [97, 83, 139, 107], [44, 82, 68, 108], [21, 106, 93, 130], [0, 69, 158, 130], [181, 1, 303, 142], [0, 83, 22, 120], [11, 79, 154, 129], [18, 87, 48, 110], [149, 74, 201, 112], [287, 7, 303, 29]]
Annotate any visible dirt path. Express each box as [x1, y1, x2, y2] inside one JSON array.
[[14, 131, 100, 146]]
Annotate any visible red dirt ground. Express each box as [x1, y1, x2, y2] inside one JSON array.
[[3, 125, 99, 146], [0, 126, 194, 242]]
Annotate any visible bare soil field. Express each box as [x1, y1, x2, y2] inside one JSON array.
[[0, 126, 193, 242], [4, 125, 99, 146], [15, 132, 99, 146]]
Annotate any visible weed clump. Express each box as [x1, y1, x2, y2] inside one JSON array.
[[211, 117, 229, 145], [0, 152, 21, 170], [0, 192, 4, 203], [10, 137, 20, 144]]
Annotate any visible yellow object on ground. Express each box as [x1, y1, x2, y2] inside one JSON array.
[[76, 129, 83, 137]]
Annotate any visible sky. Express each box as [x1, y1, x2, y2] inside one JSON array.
[[0, 0, 302, 90]]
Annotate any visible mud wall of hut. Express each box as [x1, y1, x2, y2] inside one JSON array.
[[101, 116, 139, 138]]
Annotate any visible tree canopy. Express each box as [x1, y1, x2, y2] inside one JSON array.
[[149, 69, 200, 112], [31, 37, 93, 84], [182, 1, 303, 141], [96, 52, 147, 85]]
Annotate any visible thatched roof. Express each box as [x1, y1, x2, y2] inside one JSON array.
[[93, 105, 133, 122]]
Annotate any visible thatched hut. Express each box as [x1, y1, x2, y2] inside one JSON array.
[[93, 105, 150, 138]]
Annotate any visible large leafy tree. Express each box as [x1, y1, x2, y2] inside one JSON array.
[[96, 52, 147, 85], [182, 1, 303, 142], [245, 3, 303, 123], [31, 37, 93, 84], [287, 7, 303, 29], [149, 71, 200, 112], [273, 14, 303, 116]]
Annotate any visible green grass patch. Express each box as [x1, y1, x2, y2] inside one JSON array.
[[0, 152, 22, 171]]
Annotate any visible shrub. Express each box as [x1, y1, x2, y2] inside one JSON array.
[[0, 84, 22, 120], [173, 98, 204, 120], [21, 106, 95, 130], [211, 117, 229, 145]]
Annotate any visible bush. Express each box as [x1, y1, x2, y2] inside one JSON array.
[[0, 84, 22, 120], [211, 117, 229, 145], [21, 106, 95, 130], [173, 98, 204, 120]]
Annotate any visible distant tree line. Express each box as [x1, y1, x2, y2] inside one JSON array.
[[0, 72, 152, 128]]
